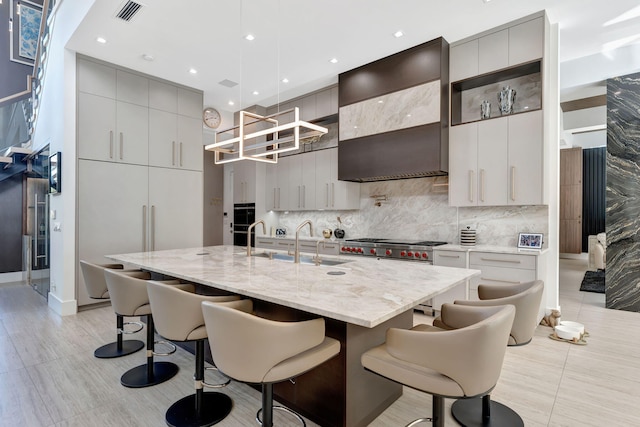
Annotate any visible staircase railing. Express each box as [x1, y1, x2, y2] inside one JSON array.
[[0, 0, 57, 153]]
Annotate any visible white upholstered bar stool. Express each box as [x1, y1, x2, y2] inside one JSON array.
[[104, 269, 184, 388], [201, 300, 341, 427], [146, 281, 241, 427], [433, 280, 544, 427], [361, 304, 515, 427], [79, 260, 145, 358]]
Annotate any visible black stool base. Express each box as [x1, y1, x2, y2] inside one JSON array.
[[120, 361, 179, 388], [94, 340, 145, 359], [451, 397, 524, 427], [165, 392, 232, 427]]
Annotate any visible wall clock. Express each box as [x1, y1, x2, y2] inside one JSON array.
[[203, 107, 222, 129]]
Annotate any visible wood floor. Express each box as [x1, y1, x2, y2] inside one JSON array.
[[1, 258, 638, 426]]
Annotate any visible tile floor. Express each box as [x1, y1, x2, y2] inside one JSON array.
[[1, 258, 638, 426]]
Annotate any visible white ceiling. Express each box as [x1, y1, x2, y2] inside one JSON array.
[[66, 0, 640, 113]]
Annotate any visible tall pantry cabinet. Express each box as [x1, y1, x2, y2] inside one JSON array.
[[76, 57, 203, 306]]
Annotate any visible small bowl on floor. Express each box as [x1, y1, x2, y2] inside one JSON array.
[[560, 321, 585, 336], [554, 325, 581, 341]]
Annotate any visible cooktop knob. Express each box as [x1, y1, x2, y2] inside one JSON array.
[[400, 251, 406, 257], [414, 252, 420, 258], [407, 251, 413, 257], [386, 249, 392, 256], [370, 249, 376, 255], [422, 253, 428, 259], [357, 248, 363, 253], [341, 247, 347, 252]]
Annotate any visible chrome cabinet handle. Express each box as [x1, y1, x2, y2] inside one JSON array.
[[331, 183, 335, 207], [142, 205, 147, 251], [172, 141, 175, 166], [440, 254, 460, 259], [480, 257, 521, 264], [273, 188, 276, 210], [180, 142, 183, 167], [326, 183, 329, 208], [33, 193, 39, 264], [109, 131, 114, 158], [151, 205, 156, 251], [468, 170, 474, 203], [119, 132, 123, 160], [298, 186, 301, 208], [511, 166, 516, 201], [480, 169, 485, 202], [302, 185, 306, 208], [480, 277, 521, 284]]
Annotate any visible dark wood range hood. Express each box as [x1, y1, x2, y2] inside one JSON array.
[[338, 37, 449, 182]]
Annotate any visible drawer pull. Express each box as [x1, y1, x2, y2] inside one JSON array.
[[480, 257, 521, 264], [440, 254, 460, 259], [480, 277, 521, 284]]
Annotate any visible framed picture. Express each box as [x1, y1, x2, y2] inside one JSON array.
[[10, 0, 44, 66], [49, 151, 61, 194], [518, 233, 543, 250]]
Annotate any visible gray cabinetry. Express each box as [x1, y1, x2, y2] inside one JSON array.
[[468, 252, 538, 301], [76, 56, 204, 307], [431, 249, 469, 312]]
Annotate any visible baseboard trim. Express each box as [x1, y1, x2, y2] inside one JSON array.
[[0, 271, 26, 283], [48, 292, 78, 316]]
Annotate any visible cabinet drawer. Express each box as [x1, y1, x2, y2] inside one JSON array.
[[469, 252, 536, 270], [469, 265, 536, 290], [255, 238, 277, 248], [433, 250, 467, 268]]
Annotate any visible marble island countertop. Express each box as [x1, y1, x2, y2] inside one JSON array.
[[107, 245, 480, 328]]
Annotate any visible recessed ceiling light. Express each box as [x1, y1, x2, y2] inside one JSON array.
[[96, 37, 107, 44], [189, 68, 198, 74], [142, 53, 154, 61], [393, 30, 404, 38], [228, 100, 235, 106], [282, 78, 289, 83], [253, 90, 259, 95], [245, 34, 255, 41], [329, 58, 338, 64], [483, 0, 492, 3], [378, 100, 384, 104]]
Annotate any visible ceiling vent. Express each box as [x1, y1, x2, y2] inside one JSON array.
[[115, 1, 143, 22], [218, 79, 238, 88]]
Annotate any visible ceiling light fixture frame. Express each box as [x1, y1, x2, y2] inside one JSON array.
[[205, 107, 328, 165]]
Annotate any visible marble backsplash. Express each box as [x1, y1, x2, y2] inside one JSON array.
[[273, 176, 548, 247]]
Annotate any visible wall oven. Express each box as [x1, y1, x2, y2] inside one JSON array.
[[233, 203, 255, 247]]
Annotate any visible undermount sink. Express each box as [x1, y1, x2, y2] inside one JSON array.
[[251, 252, 350, 267]]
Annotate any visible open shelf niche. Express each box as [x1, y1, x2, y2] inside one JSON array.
[[451, 60, 542, 126]]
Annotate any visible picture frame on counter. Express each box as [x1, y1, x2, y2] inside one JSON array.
[[517, 232, 543, 250]]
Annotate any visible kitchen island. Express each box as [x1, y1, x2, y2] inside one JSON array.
[[108, 245, 480, 427]]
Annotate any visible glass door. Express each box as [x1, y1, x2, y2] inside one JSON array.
[[26, 146, 50, 299]]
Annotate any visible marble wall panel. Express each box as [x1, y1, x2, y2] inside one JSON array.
[[606, 72, 640, 312], [273, 176, 548, 247], [460, 73, 541, 123], [339, 80, 441, 141]]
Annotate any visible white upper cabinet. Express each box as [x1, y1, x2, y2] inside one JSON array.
[[178, 88, 203, 119], [449, 39, 478, 82], [478, 30, 508, 75], [450, 16, 543, 83], [77, 93, 148, 165], [266, 86, 338, 122], [116, 70, 148, 107], [509, 17, 544, 66], [233, 160, 257, 204], [77, 58, 116, 98], [449, 113, 543, 207], [149, 80, 178, 113], [508, 110, 543, 205]]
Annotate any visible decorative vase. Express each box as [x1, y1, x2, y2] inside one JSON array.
[[480, 100, 491, 120], [497, 86, 516, 115]]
